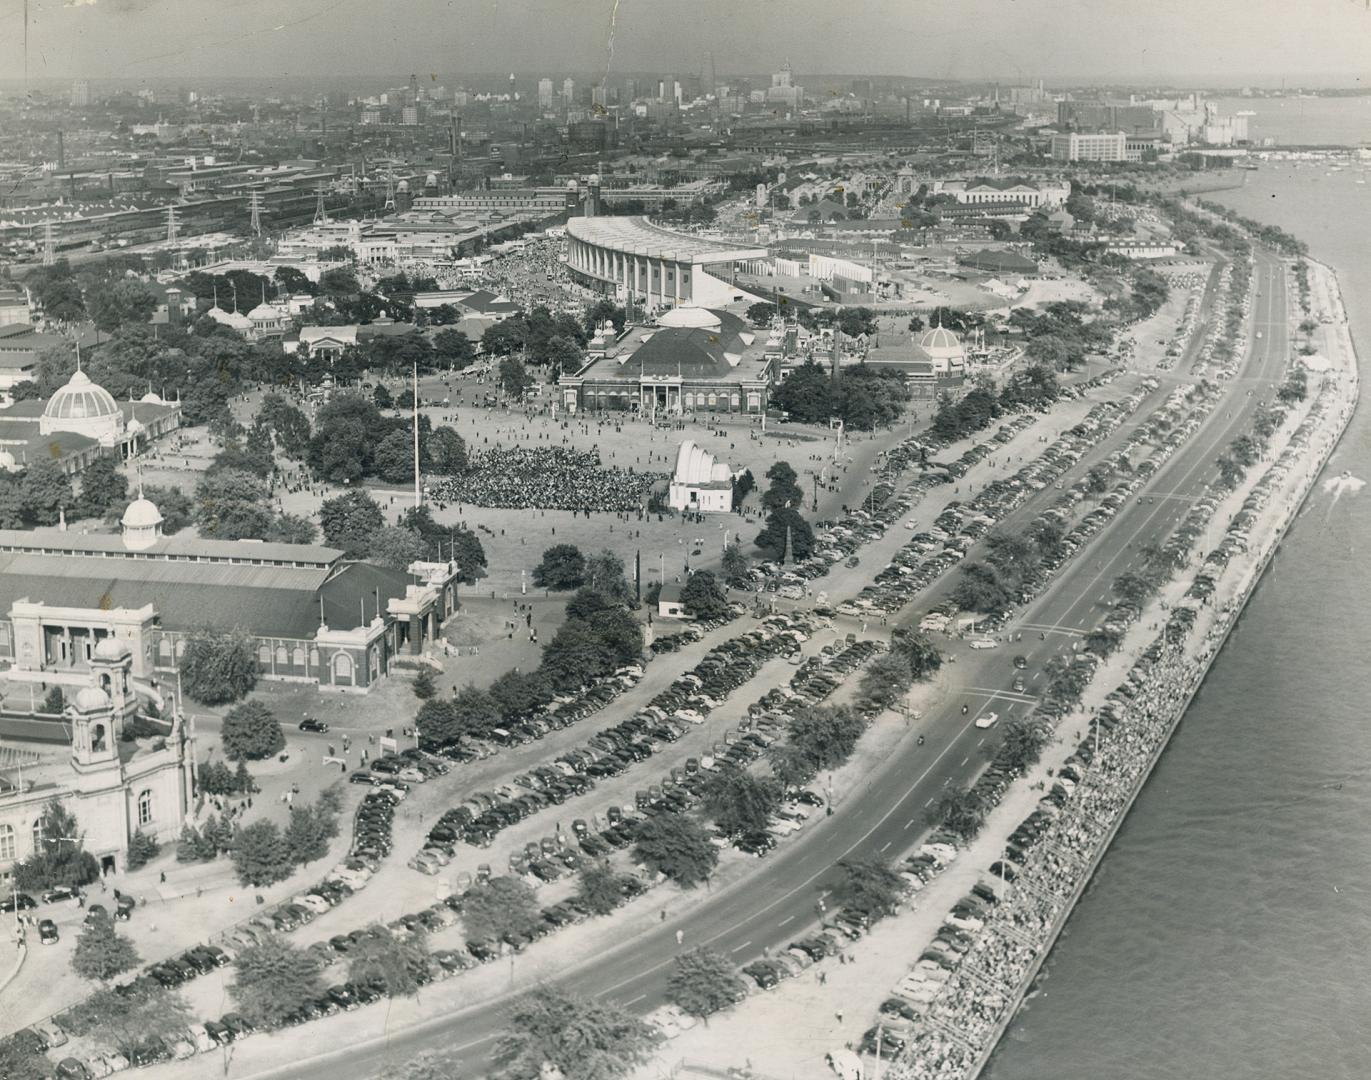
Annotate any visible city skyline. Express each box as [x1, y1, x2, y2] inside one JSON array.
[[3, 0, 1371, 86]]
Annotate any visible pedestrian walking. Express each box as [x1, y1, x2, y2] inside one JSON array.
[[675, 929, 684, 945]]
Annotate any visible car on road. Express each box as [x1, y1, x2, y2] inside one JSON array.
[[299, 718, 330, 733], [1, 892, 36, 912], [1012, 654, 1028, 669], [968, 639, 998, 650], [42, 885, 80, 905], [975, 711, 1001, 729], [39, 919, 59, 944], [1011, 676, 1027, 694]]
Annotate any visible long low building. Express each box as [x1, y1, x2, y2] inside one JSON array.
[[565, 216, 768, 311]]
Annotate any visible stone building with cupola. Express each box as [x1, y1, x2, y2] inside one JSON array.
[[0, 637, 195, 884], [0, 366, 181, 476]]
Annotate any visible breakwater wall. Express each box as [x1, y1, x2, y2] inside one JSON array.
[[964, 259, 1359, 1080]]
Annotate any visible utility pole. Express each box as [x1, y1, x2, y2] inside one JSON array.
[[313, 183, 329, 225], [412, 361, 421, 508], [248, 187, 264, 237], [41, 220, 54, 266], [165, 205, 178, 244]]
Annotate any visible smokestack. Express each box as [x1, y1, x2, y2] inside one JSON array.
[[56, 130, 64, 172]]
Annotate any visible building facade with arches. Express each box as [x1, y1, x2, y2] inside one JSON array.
[[0, 638, 194, 884], [0, 494, 462, 695]]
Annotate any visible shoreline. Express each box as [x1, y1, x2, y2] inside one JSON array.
[[960, 254, 1359, 1080]]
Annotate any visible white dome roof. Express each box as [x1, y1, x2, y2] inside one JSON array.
[[122, 496, 163, 529], [919, 325, 963, 354], [44, 370, 119, 422], [247, 302, 280, 319], [74, 686, 110, 713], [126, 417, 145, 435], [93, 637, 130, 662], [139, 391, 164, 404], [656, 306, 720, 331]]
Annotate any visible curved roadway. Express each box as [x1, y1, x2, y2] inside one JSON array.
[[256, 252, 1290, 1080]]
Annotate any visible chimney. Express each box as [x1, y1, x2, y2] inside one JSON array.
[[56, 130, 65, 172]]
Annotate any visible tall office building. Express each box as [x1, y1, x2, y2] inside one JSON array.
[[71, 80, 90, 107], [562, 77, 575, 106], [538, 78, 554, 109]]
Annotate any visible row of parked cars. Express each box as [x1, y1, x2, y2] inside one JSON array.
[[850, 392, 1150, 621], [414, 614, 815, 869]]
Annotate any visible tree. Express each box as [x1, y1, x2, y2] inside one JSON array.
[[533, 543, 586, 590], [347, 925, 430, 996], [72, 910, 141, 982], [892, 630, 942, 680], [1111, 571, 1152, 606], [13, 801, 99, 892], [87, 280, 158, 333], [994, 716, 1053, 775], [268, 512, 318, 544], [369, 525, 429, 570], [545, 334, 584, 379], [20, 459, 72, 526], [232, 820, 293, 887], [498, 355, 533, 399], [318, 267, 359, 297], [785, 705, 866, 774], [701, 766, 782, 838], [142, 484, 193, 534], [488, 669, 553, 720], [178, 626, 261, 705], [74, 455, 128, 520], [450, 524, 488, 584], [370, 427, 415, 485], [230, 933, 324, 1026], [284, 801, 337, 866], [125, 829, 160, 872], [680, 570, 731, 621], [834, 857, 903, 921], [928, 780, 987, 842], [762, 460, 804, 511], [451, 683, 502, 740], [745, 301, 777, 326], [40, 686, 64, 714], [426, 426, 468, 475], [633, 811, 718, 888], [577, 861, 629, 917], [307, 393, 388, 484], [412, 667, 437, 700], [415, 698, 462, 745], [221, 700, 285, 761], [461, 876, 542, 944], [59, 982, 193, 1058], [754, 507, 815, 563], [320, 489, 385, 557], [0, 1038, 47, 1080], [858, 652, 914, 709], [584, 548, 633, 604], [721, 542, 750, 588], [433, 329, 476, 369], [493, 986, 661, 1080], [194, 468, 272, 540], [667, 947, 747, 1019]]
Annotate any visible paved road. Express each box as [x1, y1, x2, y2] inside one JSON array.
[[260, 253, 1290, 1080]]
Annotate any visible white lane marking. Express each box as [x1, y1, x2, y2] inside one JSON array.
[[960, 756, 969, 766], [623, 993, 646, 1006], [731, 941, 752, 954], [904, 818, 917, 830], [924, 797, 934, 807], [879, 841, 891, 853], [778, 915, 795, 927], [977, 737, 985, 746]]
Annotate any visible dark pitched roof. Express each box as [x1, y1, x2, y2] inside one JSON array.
[[632, 327, 738, 379], [0, 552, 413, 639], [958, 249, 1038, 274]]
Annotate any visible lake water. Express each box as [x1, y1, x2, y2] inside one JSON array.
[[984, 155, 1371, 1077], [1210, 95, 1371, 147]]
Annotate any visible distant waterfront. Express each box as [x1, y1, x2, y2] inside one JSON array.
[[1212, 94, 1371, 146], [985, 160, 1371, 1079]]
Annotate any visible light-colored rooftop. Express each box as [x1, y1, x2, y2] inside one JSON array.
[[566, 216, 767, 265]]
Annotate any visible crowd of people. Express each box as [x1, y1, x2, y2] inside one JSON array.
[[885, 636, 1214, 1080], [427, 446, 666, 511]]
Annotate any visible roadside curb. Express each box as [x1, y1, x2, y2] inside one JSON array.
[[0, 942, 28, 998]]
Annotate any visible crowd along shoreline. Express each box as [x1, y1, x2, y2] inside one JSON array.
[[963, 254, 1359, 1080]]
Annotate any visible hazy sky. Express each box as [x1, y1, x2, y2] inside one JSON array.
[[3, 0, 1370, 86]]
